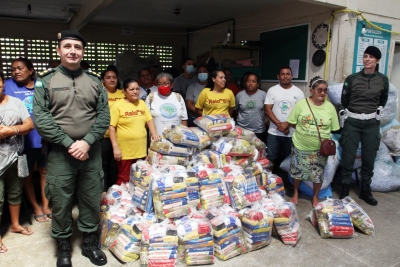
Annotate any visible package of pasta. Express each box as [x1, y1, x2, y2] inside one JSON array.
[[205, 208, 246, 260], [151, 172, 190, 220], [140, 223, 179, 267], [186, 170, 201, 208], [239, 204, 274, 251], [197, 168, 229, 210], [226, 126, 256, 142], [213, 137, 255, 157], [223, 165, 262, 210], [193, 149, 230, 168], [265, 173, 285, 198], [162, 124, 200, 147], [109, 215, 150, 263], [270, 193, 301, 246], [147, 149, 188, 165], [176, 217, 214, 265], [342, 196, 374, 236], [194, 114, 235, 133], [187, 127, 212, 150], [150, 138, 194, 157], [314, 199, 355, 239]]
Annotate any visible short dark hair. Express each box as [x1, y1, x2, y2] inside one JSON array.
[[277, 66, 292, 75], [12, 57, 36, 80], [138, 67, 151, 78], [246, 72, 260, 83], [0, 71, 4, 82], [182, 58, 194, 65], [123, 78, 138, 90]]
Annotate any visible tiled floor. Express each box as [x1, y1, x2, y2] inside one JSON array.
[[1, 186, 400, 267]]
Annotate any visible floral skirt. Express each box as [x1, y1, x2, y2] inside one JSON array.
[[290, 146, 327, 183]]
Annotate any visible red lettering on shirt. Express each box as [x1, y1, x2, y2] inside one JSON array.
[[124, 110, 145, 116], [208, 99, 228, 104]]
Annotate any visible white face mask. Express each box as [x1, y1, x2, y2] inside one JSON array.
[[186, 65, 195, 74], [198, 73, 208, 82]]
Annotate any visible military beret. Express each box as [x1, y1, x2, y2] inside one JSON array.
[[57, 30, 86, 47], [364, 46, 381, 59]]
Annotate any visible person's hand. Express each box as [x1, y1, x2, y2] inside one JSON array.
[[0, 125, 15, 139], [283, 128, 290, 135], [151, 134, 161, 142], [68, 140, 90, 160], [113, 147, 122, 161], [277, 122, 289, 132]]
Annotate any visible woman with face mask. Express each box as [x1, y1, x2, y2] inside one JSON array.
[[145, 72, 188, 136], [185, 65, 209, 127], [109, 78, 160, 185]]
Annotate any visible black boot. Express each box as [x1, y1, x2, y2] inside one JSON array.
[[82, 232, 107, 266], [359, 183, 378, 206], [339, 184, 350, 199], [57, 238, 72, 267]]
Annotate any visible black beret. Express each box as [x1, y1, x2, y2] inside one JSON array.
[[364, 46, 381, 59], [57, 30, 86, 47]]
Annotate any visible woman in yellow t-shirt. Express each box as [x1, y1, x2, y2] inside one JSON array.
[[109, 78, 160, 185], [101, 68, 125, 191], [195, 70, 235, 117]]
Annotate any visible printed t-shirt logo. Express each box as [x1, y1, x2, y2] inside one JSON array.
[[278, 100, 292, 115], [246, 100, 256, 110], [125, 110, 145, 116], [23, 96, 34, 113], [208, 98, 227, 104], [160, 103, 177, 118]]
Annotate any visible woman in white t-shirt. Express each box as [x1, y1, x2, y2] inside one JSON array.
[[145, 72, 188, 136]]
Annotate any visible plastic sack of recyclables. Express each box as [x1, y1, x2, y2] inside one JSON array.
[[147, 148, 188, 165], [204, 207, 246, 260], [140, 223, 179, 267], [213, 137, 255, 157], [109, 215, 151, 263], [380, 83, 398, 126], [151, 172, 190, 220], [382, 125, 400, 156], [239, 203, 274, 251], [270, 193, 301, 246], [176, 217, 215, 265], [162, 124, 200, 147], [196, 167, 229, 210], [150, 138, 194, 157], [342, 196, 374, 236], [194, 114, 235, 133], [314, 198, 354, 239], [222, 165, 262, 210]]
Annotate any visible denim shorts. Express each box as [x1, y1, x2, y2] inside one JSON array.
[[266, 134, 292, 161], [25, 148, 47, 171]]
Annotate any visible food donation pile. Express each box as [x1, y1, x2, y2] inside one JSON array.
[[99, 114, 374, 265]]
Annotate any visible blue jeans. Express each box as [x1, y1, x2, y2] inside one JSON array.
[[267, 134, 292, 162]]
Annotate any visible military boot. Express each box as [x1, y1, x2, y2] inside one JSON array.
[[82, 232, 107, 266], [57, 238, 72, 267], [339, 184, 350, 199], [359, 183, 378, 206]]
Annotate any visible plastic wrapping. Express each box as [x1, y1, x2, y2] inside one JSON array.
[[196, 168, 229, 210], [193, 149, 230, 168], [194, 114, 235, 133], [380, 83, 398, 126], [163, 124, 200, 147], [369, 161, 400, 192], [342, 196, 375, 236], [239, 204, 274, 251], [270, 193, 301, 246], [226, 126, 256, 142], [265, 173, 285, 198], [314, 199, 354, 239], [150, 138, 194, 157], [382, 125, 400, 156], [223, 165, 262, 210], [130, 163, 154, 212], [188, 127, 212, 150], [147, 149, 188, 165], [327, 82, 343, 107], [213, 137, 255, 157], [186, 169, 201, 208]]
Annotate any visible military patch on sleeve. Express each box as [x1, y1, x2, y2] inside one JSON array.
[[35, 81, 43, 88]]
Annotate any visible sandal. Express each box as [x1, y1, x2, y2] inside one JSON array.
[[0, 243, 7, 253], [11, 226, 34, 236], [290, 197, 298, 205], [34, 214, 50, 223]]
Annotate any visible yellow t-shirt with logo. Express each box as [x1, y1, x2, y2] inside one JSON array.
[[110, 99, 152, 159], [195, 88, 235, 116], [104, 89, 125, 138]]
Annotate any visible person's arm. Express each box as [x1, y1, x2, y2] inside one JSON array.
[[147, 119, 161, 141], [195, 89, 207, 117], [185, 99, 196, 114], [228, 107, 234, 118], [379, 76, 389, 107], [33, 75, 74, 149], [265, 104, 288, 132], [0, 117, 34, 139], [108, 125, 122, 161], [181, 120, 188, 126]]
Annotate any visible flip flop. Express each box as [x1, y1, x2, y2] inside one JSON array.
[[45, 213, 52, 219], [0, 243, 7, 253], [290, 197, 298, 205], [11, 226, 34, 236], [34, 214, 50, 223]]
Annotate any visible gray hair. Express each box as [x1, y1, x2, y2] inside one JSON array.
[[155, 72, 174, 83]]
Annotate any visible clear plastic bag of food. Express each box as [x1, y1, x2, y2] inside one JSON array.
[[196, 168, 229, 210], [163, 124, 200, 147], [265, 173, 285, 198], [147, 149, 188, 165], [342, 196, 374, 236], [194, 114, 235, 133], [150, 138, 194, 157], [188, 127, 212, 150], [213, 137, 255, 157]]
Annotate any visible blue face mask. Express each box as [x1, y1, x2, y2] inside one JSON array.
[[198, 73, 208, 82], [186, 65, 195, 74]]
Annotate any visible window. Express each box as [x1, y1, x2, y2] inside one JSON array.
[[0, 38, 173, 78]]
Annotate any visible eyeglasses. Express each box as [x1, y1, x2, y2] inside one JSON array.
[[157, 83, 171, 87], [315, 88, 329, 94]]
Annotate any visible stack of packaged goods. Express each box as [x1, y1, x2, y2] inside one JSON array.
[[193, 149, 230, 168], [163, 125, 200, 147], [271, 193, 301, 246], [265, 173, 285, 197], [140, 223, 179, 267], [189, 127, 212, 150], [147, 149, 189, 165], [150, 138, 194, 157], [196, 168, 229, 210], [213, 137, 255, 157], [129, 161, 154, 212], [205, 208, 246, 260], [223, 165, 262, 210], [194, 115, 235, 141], [227, 126, 267, 159], [342, 196, 375, 236], [186, 170, 200, 208], [176, 216, 214, 265], [239, 204, 274, 251], [314, 199, 355, 239], [109, 215, 151, 263], [152, 172, 190, 220]]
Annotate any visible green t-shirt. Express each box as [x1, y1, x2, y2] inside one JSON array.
[[287, 98, 340, 151]]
